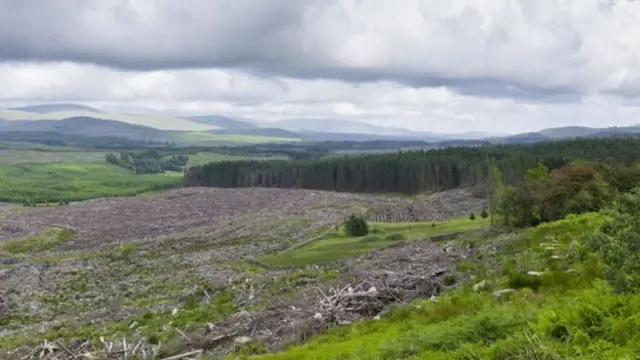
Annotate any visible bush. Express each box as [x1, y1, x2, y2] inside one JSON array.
[[469, 213, 477, 221], [507, 272, 542, 292], [385, 233, 407, 241], [360, 235, 384, 242], [344, 214, 369, 237], [480, 209, 489, 219], [442, 273, 458, 286], [585, 188, 640, 292]]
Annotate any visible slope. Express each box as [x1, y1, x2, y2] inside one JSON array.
[[0, 110, 216, 131], [0, 117, 167, 139], [9, 103, 101, 113], [185, 115, 257, 130]]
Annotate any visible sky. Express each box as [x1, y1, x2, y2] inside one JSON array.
[[1, 0, 640, 134]]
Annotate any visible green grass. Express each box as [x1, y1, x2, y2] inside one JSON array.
[[0, 162, 182, 204], [1, 227, 76, 255], [173, 131, 300, 144], [0, 149, 109, 164], [260, 217, 489, 267], [241, 213, 632, 360], [186, 152, 288, 166]]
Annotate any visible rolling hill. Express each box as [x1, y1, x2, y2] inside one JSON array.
[[509, 125, 640, 142], [9, 103, 102, 113], [0, 117, 166, 139], [185, 115, 257, 130], [0, 110, 216, 131], [272, 118, 421, 137]]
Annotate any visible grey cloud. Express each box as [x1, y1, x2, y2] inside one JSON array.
[[1, 0, 640, 100]]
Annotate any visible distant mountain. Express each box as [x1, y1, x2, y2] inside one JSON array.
[[185, 115, 257, 130], [212, 127, 302, 139], [0, 117, 166, 139], [9, 103, 101, 113], [0, 110, 215, 131], [510, 125, 640, 141], [537, 126, 598, 139], [272, 118, 422, 137]]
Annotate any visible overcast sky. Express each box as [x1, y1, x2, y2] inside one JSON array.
[[1, 0, 640, 133]]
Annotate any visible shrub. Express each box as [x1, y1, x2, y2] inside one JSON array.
[[360, 235, 384, 242], [480, 209, 489, 219], [585, 188, 640, 292], [507, 272, 542, 292], [442, 273, 458, 286], [385, 233, 407, 241], [344, 214, 369, 237], [469, 213, 477, 221]]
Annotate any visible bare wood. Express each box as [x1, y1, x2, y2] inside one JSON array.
[[174, 327, 192, 344], [159, 349, 203, 360], [54, 341, 78, 360]]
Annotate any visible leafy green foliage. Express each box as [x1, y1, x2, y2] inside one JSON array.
[[501, 162, 613, 228], [106, 150, 188, 174], [480, 209, 489, 219], [585, 188, 640, 292], [344, 214, 369, 237], [469, 213, 477, 221]]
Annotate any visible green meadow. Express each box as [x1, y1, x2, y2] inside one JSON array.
[[260, 216, 490, 267], [0, 162, 182, 204]]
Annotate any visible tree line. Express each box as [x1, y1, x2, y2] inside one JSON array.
[[185, 137, 640, 194], [496, 159, 640, 228], [106, 151, 188, 174]]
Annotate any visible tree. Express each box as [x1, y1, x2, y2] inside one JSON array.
[[487, 164, 505, 226], [469, 213, 476, 221], [480, 209, 489, 219], [344, 214, 369, 237], [525, 161, 550, 183]]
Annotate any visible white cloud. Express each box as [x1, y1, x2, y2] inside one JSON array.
[[3, 62, 640, 134], [2, 1, 640, 133]]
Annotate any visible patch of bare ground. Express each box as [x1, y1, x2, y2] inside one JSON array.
[[0, 187, 486, 359], [369, 189, 487, 222]]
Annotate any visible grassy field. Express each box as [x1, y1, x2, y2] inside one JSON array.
[[186, 152, 288, 166], [260, 217, 490, 267], [0, 162, 182, 204], [0, 149, 109, 164], [0, 148, 296, 204], [174, 131, 300, 144], [249, 213, 637, 360]]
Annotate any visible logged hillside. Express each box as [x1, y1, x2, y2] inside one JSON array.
[[185, 137, 640, 194]]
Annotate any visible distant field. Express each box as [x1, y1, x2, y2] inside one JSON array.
[[186, 152, 288, 166], [0, 149, 109, 164], [260, 216, 490, 267], [0, 163, 182, 204], [174, 131, 300, 144]]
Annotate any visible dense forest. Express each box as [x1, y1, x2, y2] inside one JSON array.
[[185, 137, 640, 194], [106, 151, 188, 174]]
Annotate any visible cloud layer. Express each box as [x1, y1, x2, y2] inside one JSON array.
[[1, 0, 640, 132]]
